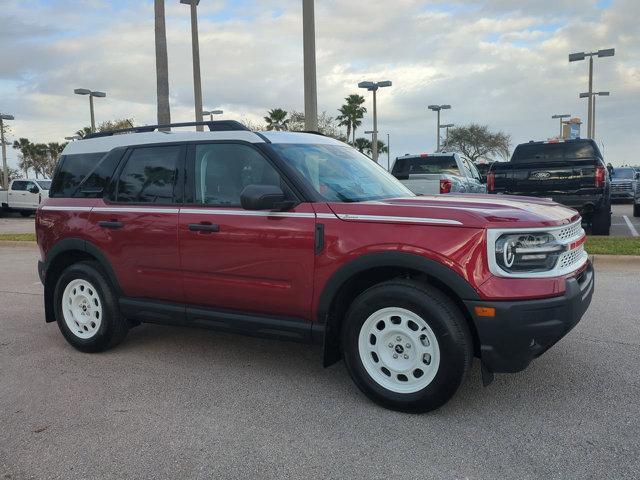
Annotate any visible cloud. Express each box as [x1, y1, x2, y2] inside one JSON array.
[[0, 0, 639, 171]]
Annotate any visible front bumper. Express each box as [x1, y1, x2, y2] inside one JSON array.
[[464, 261, 594, 373], [611, 192, 634, 200]]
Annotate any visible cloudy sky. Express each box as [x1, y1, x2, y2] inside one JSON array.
[[1, 0, 639, 171]]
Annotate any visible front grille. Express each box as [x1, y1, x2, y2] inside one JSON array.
[[556, 221, 583, 241], [558, 245, 586, 270], [612, 182, 632, 191]]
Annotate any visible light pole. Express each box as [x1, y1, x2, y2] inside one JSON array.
[[302, 0, 318, 131], [569, 48, 614, 139], [155, 0, 171, 129], [428, 104, 451, 151], [440, 123, 454, 150], [387, 132, 391, 171], [181, 0, 204, 131], [202, 109, 223, 122], [0, 113, 14, 189], [74, 89, 106, 132], [551, 114, 571, 138], [580, 91, 609, 140], [358, 80, 392, 164]]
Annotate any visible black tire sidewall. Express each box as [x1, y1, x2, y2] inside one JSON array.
[[54, 262, 123, 352], [342, 281, 471, 413]]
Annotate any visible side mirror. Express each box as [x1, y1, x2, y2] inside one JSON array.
[[29, 186, 39, 194], [635, 172, 640, 180], [240, 184, 291, 211]]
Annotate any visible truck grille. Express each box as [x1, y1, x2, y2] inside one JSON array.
[[557, 245, 586, 270], [612, 182, 632, 192]]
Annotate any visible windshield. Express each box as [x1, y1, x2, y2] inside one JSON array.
[[271, 143, 414, 202], [36, 180, 52, 190], [612, 168, 635, 180]]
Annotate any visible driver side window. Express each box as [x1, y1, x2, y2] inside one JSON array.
[[194, 143, 285, 206]]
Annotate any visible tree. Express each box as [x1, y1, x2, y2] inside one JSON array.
[[12, 138, 67, 178], [97, 118, 134, 132], [367, 140, 388, 156], [354, 137, 370, 153], [337, 94, 366, 145], [75, 127, 92, 139], [7, 167, 21, 182], [263, 108, 290, 131], [445, 124, 511, 162], [287, 110, 347, 141], [155, 0, 171, 127]]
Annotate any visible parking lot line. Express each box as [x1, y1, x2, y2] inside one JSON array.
[[622, 215, 639, 237]]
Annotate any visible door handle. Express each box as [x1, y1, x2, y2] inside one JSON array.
[[188, 222, 219, 233], [98, 220, 124, 229]]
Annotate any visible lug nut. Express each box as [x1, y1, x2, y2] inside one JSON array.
[[396, 336, 401, 341], [388, 343, 393, 348], [406, 343, 411, 348], [393, 354, 398, 359], [403, 354, 409, 359]]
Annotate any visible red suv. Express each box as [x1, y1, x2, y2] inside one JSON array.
[[36, 121, 594, 412]]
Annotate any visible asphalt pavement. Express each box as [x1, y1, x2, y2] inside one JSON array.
[[0, 244, 639, 479]]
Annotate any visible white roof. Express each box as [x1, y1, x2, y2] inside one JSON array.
[[62, 129, 346, 155]]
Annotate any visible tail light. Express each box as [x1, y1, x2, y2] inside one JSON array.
[[487, 172, 495, 192], [440, 179, 452, 194], [595, 165, 606, 188]]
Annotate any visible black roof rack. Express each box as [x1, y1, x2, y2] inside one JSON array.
[[84, 120, 250, 139]]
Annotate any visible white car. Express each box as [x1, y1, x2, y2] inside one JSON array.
[[0, 179, 51, 217]]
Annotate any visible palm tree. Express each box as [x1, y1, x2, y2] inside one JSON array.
[[75, 127, 92, 139], [155, 0, 171, 128], [338, 94, 367, 145], [336, 105, 351, 143], [366, 140, 388, 157], [264, 108, 290, 131], [354, 137, 371, 153], [12, 138, 33, 177]]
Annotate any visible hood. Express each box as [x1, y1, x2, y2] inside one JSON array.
[[327, 194, 580, 229]]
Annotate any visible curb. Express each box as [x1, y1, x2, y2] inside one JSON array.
[[0, 241, 38, 248], [590, 254, 640, 269]]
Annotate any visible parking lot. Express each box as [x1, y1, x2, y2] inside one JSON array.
[[1, 243, 639, 479]]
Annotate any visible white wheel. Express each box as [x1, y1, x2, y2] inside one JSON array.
[[61, 279, 103, 339], [358, 307, 441, 394]]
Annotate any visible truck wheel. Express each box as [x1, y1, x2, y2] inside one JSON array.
[[634, 204, 640, 218], [20, 211, 32, 218], [342, 279, 473, 413], [53, 261, 128, 352], [591, 207, 611, 236]]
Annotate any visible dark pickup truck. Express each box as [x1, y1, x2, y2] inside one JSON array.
[[487, 139, 611, 235]]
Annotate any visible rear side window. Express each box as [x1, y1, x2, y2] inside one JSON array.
[[392, 156, 459, 177], [50, 152, 107, 197], [115, 146, 182, 204], [511, 142, 597, 162]]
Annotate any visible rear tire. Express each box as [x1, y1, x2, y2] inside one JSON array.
[[341, 279, 473, 413], [591, 205, 611, 236], [20, 211, 32, 218], [54, 261, 128, 352], [634, 203, 640, 218]]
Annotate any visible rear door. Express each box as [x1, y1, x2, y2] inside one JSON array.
[[178, 142, 316, 320], [89, 144, 185, 303]]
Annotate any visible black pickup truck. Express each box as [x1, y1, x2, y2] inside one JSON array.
[[487, 139, 611, 235]]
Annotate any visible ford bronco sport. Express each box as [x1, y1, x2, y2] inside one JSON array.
[[36, 121, 594, 413]]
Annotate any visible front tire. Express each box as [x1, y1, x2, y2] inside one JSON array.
[[634, 203, 640, 217], [342, 279, 473, 413], [20, 211, 33, 217], [54, 262, 128, 352]]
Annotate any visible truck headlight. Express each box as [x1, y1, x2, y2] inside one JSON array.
[[494, 233, 565, 273]]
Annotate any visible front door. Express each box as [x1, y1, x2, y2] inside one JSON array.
[[178, 142, 316, 320], [89, 144, 185, 303]]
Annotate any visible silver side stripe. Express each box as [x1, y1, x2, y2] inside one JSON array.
[[336, 213, 462, 225], [180, 208, 315, 218], [93, 207, 180, 214], [40, 206, 93, 212], [315, 213, 338, 219]]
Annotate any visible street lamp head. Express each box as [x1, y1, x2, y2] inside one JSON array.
[[358, 81, 376, 90], [0, 114, 14, 120], [579, 92, 590, 98], [428, 105, 440, 111], [377, 81, 392, 88], [552, 114, 571, 119], [74, 88, 91, 95], [597, 48, 615, 58], [364, 130, 377, 134], [211, 109, 223, 115], [441, 105, 451, 110], [180, 0, 200, 5], [569, 52, 586, 62], [440, 123, 454, 128], [92, 91, 106, 98], [597, 91, 610, 96]]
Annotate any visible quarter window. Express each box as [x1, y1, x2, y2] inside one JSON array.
[[116, 146, 181, 204], [193, 143, 283, 206]]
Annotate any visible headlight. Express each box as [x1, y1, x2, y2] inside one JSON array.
[[494, 233, 565, 273]]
